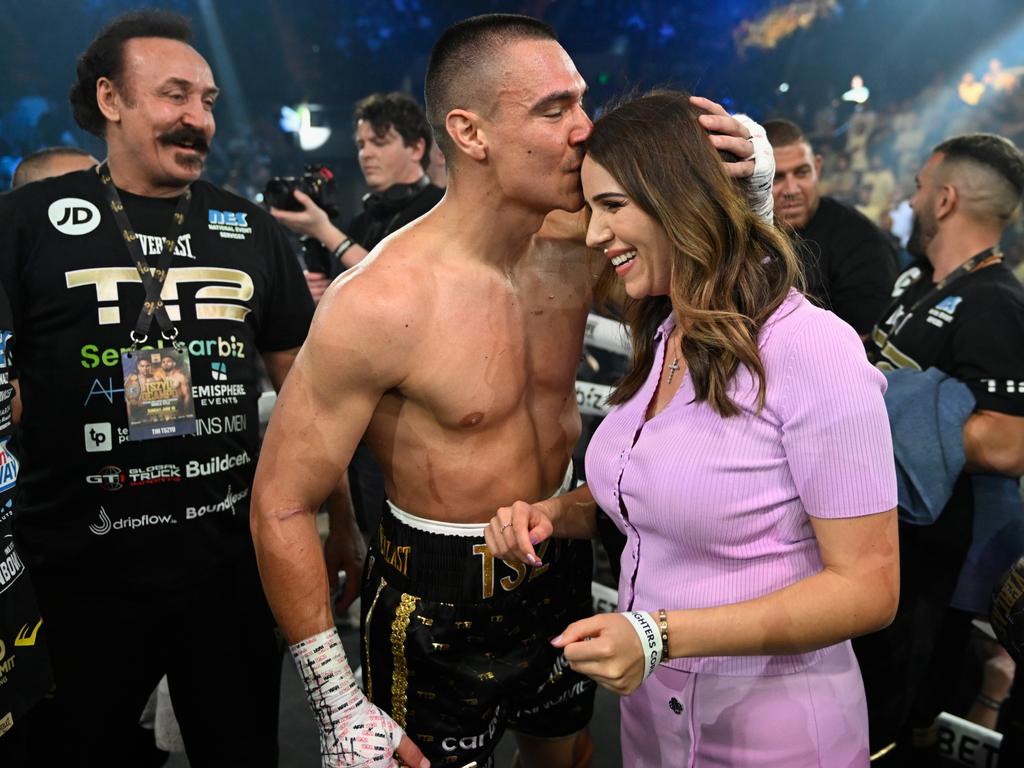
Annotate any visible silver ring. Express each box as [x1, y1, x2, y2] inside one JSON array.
[[500, 522, 513, 532]]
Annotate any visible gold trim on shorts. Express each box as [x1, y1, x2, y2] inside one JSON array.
[[363, 578, 387, 703], [390, 593, 418, 728]]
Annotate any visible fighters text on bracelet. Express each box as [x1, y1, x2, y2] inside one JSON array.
[[621, 610, 664, 681]]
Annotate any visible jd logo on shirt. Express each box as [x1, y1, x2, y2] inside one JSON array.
[[48, 198, 101, 236]]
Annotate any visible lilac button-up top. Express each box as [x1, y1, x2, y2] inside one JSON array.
[[585, 290, 896, 676]]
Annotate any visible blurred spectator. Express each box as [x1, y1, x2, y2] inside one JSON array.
[[984, 58, 1018, 95], [11, 146, 97, 188], [959, 72, 986, 106], [765, 118, 898, 337], [821, 152, 858, 202], [855, 183, 884, 223], [270, 91, 443, 303], [846, 104, 876, 172], [893, 109, 928, 163], [863, 154, 896, 215]]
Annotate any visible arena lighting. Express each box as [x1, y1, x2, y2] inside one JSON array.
[[279, 104, 332, 151], [842, 75, 870, 104], [196, 0, 251, 138], [734, 0, 840, 55], [907, 13, 1024, 146], [778, 82, 790, 93]]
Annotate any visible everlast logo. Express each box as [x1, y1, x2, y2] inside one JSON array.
[[377, 529, 411, 576], [48, 198, 101, 236]]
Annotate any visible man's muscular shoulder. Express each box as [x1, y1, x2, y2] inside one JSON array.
[[311, 238, 436, 387]]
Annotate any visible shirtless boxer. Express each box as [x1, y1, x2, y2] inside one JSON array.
[[251, 14, 771, 768]]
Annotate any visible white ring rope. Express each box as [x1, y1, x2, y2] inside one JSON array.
[[584, 313, 632, 356]]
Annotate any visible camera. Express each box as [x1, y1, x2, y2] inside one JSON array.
[[263, 164, 339, 219], [298, 238, 333, 276]]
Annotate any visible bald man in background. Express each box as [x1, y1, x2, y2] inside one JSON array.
[[11, 146, 97, 189]]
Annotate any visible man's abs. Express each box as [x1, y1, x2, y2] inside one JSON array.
[[364, 389, 582, 524]]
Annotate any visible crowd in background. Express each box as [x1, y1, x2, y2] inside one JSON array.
[[1, 7, 1024, 765], [5, 51, 1024, 276], [771, 59, 1024, 273]]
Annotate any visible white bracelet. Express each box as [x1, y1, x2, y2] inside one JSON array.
[[621, 610, 664, 681]]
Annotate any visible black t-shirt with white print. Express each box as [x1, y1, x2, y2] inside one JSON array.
[[0, 279, 52, 735], [868, 259, 1024, 415], [0, 169, 313, 592], [859, 258, 1024, 720]]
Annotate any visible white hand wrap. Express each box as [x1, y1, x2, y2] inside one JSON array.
[[622, 610, 664, 682], [732, 113, 775, 222], [290, 627, 406, 767]]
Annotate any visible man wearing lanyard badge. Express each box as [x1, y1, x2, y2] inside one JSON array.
[[0, 10, 313, 765], [858, 133, 1024, 763]]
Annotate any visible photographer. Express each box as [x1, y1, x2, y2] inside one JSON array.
[[270, 91, 443, 302]]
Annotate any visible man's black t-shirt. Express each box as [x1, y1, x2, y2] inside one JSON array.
[[347, 180, 444, 255], [869, 260, 1024, 415], [867, 257, 1024, 575], [0, 169, 313, 593], [797, 196, 898, 335], [857, 258, 1024, 744]]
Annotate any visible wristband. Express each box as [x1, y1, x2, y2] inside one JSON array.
[[290, 627, 404, 767], [332, 237, 354, 260], [975, 693, 1004, 710], [622, 610, 663, 682]]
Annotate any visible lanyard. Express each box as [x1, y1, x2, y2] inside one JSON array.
[[888, 246, 1002, 338], [96, 162, 192, 349]]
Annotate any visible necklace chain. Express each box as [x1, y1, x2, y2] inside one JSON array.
[[666, 327, 681, 384]]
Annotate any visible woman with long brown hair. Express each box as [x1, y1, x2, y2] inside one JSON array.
[[486, 90, 899, 766]]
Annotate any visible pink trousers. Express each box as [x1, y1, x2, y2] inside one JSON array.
[[620, 641, 869, 767]]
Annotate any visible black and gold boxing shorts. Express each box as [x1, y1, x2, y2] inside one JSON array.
[[360, 502, 596, 768]]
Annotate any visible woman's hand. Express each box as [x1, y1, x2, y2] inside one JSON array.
[[551, 614, 648, 696], [484, 500, 554, 566]]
